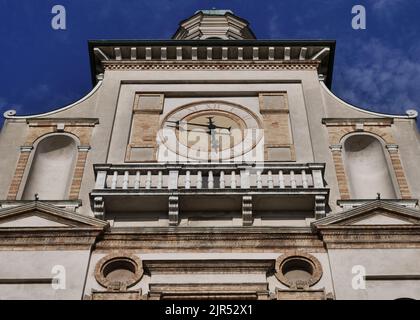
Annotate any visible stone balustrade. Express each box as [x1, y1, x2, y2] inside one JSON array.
[[91, 163, 328, 224]]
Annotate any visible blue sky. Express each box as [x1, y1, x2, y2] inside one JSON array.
[[1, 0, 419, 128]]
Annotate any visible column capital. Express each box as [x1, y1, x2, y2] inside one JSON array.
[[329, 144, 342, 152], [78, 145, 91, 152], [20, 146, 33, 152], [386, 144, 399, 153]]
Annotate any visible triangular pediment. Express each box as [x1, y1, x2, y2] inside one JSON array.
[[313, 200, 420, 227], [0, 201, 108, 229]]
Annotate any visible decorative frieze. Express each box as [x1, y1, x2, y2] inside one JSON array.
[[103, 61, 319, 71]]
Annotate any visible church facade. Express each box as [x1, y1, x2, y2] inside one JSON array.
[[1, 10, 420, 300]]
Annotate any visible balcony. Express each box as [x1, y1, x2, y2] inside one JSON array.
[[90, 163, 329, 226]]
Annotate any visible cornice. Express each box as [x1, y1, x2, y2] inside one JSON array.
[[94, 227, 325, 251], [103, 60, 320, 72], [322, 118, 394, 126]]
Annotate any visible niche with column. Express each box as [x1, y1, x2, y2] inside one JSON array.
[[22, 134, 78, 200], [6, 118, 97, 201], [324, 118, 412, 200], [342, 133, 397, 199]]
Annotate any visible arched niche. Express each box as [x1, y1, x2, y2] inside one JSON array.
[[22, 134, 78, 200], [343, 134, 397, 199]]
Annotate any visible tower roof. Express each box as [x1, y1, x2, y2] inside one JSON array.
[[172, 10, 256, 40]]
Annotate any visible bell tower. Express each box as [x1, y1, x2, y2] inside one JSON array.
[[172, 9, 256, 40]]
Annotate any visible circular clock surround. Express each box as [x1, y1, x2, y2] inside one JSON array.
[[160, 101, 263, 161]]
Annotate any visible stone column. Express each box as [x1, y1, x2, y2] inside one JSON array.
[[329, 144, 350, 200], [386, 144, 412, 199], [7, 146, 33, 200], [69, 146, 90, 200]]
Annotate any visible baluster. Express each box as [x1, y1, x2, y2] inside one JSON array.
[[302, 170, 308, 188], [185, 171, 191, 189], [268, 170, 274, 189], [122, 171, 129, 189], [220, 171, 225, 189], [208, 170, 214, 189], [146, 171, 152, 189], [257, 170, 262, 189], [231, 171, 236, 189], [157, 171, 163, 189], [290, 170, 296, 188], [197, 171, 202, 189], [134, 171, 140, 189], [111, 171, 118, 189], [279, 170, 285, 188]]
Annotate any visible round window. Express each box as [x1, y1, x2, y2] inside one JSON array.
[[103, 258, 137, 283], [281, 258, 314, 283], [95, 254, 143, 290], [275, 252, 322, 289]]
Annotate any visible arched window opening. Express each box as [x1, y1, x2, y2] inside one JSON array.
[[22, 135, 77, 200], [343, 134, 396, 199]]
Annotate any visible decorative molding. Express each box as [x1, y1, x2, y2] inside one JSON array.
[[148, 282, 269, 300], [329, 144, 342, 152], [103, 61, 319, 72], [313, 200, 420, 248], [19, 146, 34, 152], [94, 227, 326, 252], [142, 259, 275, 274], [337, 199, 418, 210], [320, 81, 414, 119], [89, 290, 144, 300], [322, 118, 393, 126], [315, 195, 326, 219], [385, 144, 399, 153], [3, 81, 103, 120], [313, 226, 420, 249], [93, 196, 105, 220], [168, 195, 179, 226], [0, 201, 107, 250], [26, 118, 99, 127], [77, 146, 91, 152], [275, 288, 334, 300], [242, 195, 253, 226], [314, 200, 420, 226], [0, 199, 81, 211], [365, 274, 420, 281]]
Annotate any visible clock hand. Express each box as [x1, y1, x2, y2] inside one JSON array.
[[167, 120, 209, 129], [206, 117, 231, 131], [166, 120, 231, 131]]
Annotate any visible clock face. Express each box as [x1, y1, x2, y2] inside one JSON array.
[[176, 110, 244, 153], [159, 101, 262, 161]]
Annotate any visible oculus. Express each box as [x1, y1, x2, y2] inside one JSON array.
[[95, 253, 143, 291], [275, 252, 322, 290]]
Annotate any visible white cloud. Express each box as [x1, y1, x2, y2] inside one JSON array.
[[372, 0, 404, 10], [0, 97, 23, 116], [334, 38, 420, 115]]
